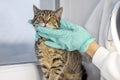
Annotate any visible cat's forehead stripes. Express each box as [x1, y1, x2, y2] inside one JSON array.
[[43, 10, 54, 14], [40, 10, 55, 16]]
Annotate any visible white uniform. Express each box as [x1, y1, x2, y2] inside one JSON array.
[[93, 47, 120, 80]]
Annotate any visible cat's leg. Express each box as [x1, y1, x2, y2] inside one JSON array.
[[47, 51, 66, 80], [48, 66, 63, 80], [62, 72, 83, 80], [48, 59, 64, 80], [39, 57, 64, 80], [58, 73, 66, 80], [63, 51, 85, 80]]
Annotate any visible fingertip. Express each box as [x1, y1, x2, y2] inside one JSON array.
[[44, 41, 54, 47], [35, 26, 48, 33], [36, 26, 53, 31], [28, 19, 33, 24], [60, 19, 66, 23], [45, 41, 61, 49]]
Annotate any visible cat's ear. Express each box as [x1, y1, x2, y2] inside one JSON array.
[[55, 7, 63, 18], [33, 5, 41, 14]]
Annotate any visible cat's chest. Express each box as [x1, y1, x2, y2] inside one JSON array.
[[37, 39, 67, 56], [37, 40, 55, 55], [36, 39, 67, 63]]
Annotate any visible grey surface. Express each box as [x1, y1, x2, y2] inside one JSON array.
[[82, 62, 100, 80], [0, 43, 37, 65], [40, 0, 56, 10]]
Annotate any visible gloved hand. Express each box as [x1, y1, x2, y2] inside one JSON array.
[[29, 19, 95, 53]]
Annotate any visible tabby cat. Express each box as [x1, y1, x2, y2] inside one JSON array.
[[32, 5, 87, 80]]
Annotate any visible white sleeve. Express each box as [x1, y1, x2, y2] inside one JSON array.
[[92, 47, 120, 80]]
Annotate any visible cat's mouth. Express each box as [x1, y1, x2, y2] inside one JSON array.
[[38, 23, 55, 29]]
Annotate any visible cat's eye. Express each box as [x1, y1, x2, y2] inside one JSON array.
[[40, 13, 44, 16], [49, 14, 52, 17]]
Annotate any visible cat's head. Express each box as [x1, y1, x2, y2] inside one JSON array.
[[32, 5, 63, 29]]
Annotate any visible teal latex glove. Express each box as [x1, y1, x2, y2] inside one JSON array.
[[31, 20, 95, 53]]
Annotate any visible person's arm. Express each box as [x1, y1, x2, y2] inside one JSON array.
[[87, 42, 120, 80], [86, 41, 100, 58]]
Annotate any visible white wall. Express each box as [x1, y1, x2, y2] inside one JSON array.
[[60, 0, 100, 26], [40, 0, 56, 10]]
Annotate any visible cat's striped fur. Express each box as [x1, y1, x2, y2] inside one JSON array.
[[32, 5, 87, 80]]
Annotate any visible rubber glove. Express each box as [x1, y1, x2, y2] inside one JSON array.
[[34, 20, 95, 53]]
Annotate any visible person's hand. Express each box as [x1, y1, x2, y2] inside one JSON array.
[[30, 20, 95, 53]]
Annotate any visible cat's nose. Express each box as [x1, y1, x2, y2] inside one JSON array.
[[40, 23, 46, 27], [44, 21, 48, 24], [44, 21, 48, 27]]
